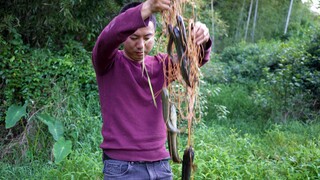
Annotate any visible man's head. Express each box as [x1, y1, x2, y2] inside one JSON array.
[[120, 2, 157, 62]]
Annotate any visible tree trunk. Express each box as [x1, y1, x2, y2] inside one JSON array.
[[251, 0, 259, 42], [245, 0, 254, 41], [284, 0, 294, 34], [211, 0, 215, 51], [235, 0, 247, 42]]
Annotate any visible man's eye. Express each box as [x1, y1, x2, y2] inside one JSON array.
[[145, 36, 154, 41]]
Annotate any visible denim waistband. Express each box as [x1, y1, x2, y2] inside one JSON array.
[[102, 152, 170, 163]]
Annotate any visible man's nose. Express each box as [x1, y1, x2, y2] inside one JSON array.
[[136, 39, 144, 49]]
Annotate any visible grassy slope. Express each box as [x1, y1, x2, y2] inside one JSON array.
[[171, 121, 320, 179], [1, 120, 319, 179], [1, 84, 319, 179]]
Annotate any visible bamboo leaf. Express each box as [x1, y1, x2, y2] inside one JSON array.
[[142, 60, 157, 108], [5, 103, 27, 129], [146, 71, 157, 108]]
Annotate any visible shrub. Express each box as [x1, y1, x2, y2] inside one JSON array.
[[203, 26, 320, 123], [0, 35, 98, 157], [0, 0, 124, 49], [0, 35, 97, 119]]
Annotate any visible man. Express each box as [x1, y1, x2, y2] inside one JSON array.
[[92, 0, 211, 179]]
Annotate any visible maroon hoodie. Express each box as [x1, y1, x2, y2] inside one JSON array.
[[92, 4, 211, 161]]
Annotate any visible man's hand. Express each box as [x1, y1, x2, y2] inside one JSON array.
[[193, 22, 210, 46], [141, 0, 210, 46], [141, 0, 171, 19]]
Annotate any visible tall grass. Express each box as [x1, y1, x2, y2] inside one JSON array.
[[170, 121, 320, 179], [203, 83, 274, 135], [1, 83, 319, 179]]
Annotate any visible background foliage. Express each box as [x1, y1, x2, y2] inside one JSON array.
[[0, 0, 129, 49]]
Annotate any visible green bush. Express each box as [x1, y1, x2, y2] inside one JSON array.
[[0, 35, 98, 154], [204, 83, 273, 133], [0, 0, 126, 49], [203, 26, 320, 122], [0, 35, 96, 119]]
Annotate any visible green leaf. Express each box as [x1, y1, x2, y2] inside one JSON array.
[[49, 121, 64, 141], [37, 113, 55, 126], [5, 103, 27, 129], [53, 137, 72, 164], [37, 113, 64, 141]]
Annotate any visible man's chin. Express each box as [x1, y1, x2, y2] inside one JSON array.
[[124, 54, 143, 62], [131, 57, 144, 63], [134, 55, 145, 62]]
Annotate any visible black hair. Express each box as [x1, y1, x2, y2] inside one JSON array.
[[119, 2, 157, 30]]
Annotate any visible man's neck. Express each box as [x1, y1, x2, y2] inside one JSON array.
[[123, 50, 144, 64]]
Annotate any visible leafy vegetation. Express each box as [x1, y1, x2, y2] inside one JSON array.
[[1, 85, 319, 179], [203, 26, 320, 122], [1, 0, 319, 179], [172, 122, 320, 179], [203, 0, 320, 52], [0, 0, 134, 49]]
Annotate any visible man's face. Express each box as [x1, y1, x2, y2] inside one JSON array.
[[123, 22, 155, 62]]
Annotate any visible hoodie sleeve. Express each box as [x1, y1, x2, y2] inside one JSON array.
[[92, 4, 150, 75]]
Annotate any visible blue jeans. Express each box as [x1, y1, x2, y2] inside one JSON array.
[[103, 159, 173, 180]]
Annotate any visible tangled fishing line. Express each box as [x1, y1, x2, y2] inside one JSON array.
[[161, 0, 203, 148], [158, 0, 205, 179]]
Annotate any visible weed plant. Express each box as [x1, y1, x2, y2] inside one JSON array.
[[1, 83, 320, 179], [203, 83, 272, 134], [1, 85, 103, 179], [170, 121, 320, 179]]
